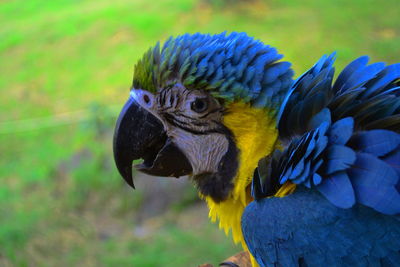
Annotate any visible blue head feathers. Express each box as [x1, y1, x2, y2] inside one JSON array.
[[132, 32, 294, 113]]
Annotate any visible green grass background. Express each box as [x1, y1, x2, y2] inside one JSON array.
[[0, 0, 399, 266]]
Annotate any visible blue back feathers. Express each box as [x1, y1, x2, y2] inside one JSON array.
[[243, 188, 400, 267]]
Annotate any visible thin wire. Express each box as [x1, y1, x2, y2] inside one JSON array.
[[0, 105, 121, 134]]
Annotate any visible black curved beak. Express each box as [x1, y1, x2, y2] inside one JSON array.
[[113, 95, 192, 188]]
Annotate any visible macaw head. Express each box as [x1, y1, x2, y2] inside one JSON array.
[[113, 32, 294, 203]]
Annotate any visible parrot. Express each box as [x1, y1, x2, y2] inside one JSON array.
[[113, 32, 400, 267]]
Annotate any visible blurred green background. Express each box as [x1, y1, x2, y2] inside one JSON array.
[[0, 0, 399, 266]]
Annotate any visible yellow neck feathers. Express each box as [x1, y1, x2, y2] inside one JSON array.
[[203, 102, 279, 250]]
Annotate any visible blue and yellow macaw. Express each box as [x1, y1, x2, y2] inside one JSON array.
[[113, 32, 400, 267]]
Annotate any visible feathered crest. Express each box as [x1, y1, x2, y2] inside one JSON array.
[[132, 32, 294, 112]]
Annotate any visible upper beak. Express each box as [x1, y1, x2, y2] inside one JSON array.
[[113, 93, 192, 188]]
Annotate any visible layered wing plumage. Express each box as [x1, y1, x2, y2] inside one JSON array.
[[243, 188, 400, 267], [243, 54, 400, 267]]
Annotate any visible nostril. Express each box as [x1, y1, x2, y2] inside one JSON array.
[[143, 94, 150, 104]]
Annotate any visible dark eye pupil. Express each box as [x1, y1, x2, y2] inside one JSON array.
[[191, 98, 207, 113]]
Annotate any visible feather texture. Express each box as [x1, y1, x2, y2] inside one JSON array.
[[132, 32, 294, 113], [255, 54, 400, 213], [242, 188, 400, 267], [247, 54, 400, 266]]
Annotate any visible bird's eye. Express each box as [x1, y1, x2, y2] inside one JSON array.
[[191, 98, 208, 113]]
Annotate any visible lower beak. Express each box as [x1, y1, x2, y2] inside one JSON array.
[[113, 95, 192, 188]]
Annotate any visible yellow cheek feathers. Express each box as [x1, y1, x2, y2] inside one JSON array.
[[223, 102, 279, 206], [202, 102, 282, 251]]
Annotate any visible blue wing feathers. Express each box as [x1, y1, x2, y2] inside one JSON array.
[[340, 62, 385, 93], [257, 118, 400, 215], [268, 54, 400, 214], [308, 107, 332, 130], [362, 63, 400, 98], [328, 117, 354, 145], [248, 54, 400, 266], [333, 55, 369, 93], [383, 148, 400, 177], [349, 153, 400, 215], [316, 172, 355, 208], [349, 130, 400, 157], [324, 145, 356, 175], [243, 189, 400, 267]]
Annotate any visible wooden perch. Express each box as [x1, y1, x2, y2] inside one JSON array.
[[198, 251, 251, 267]]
